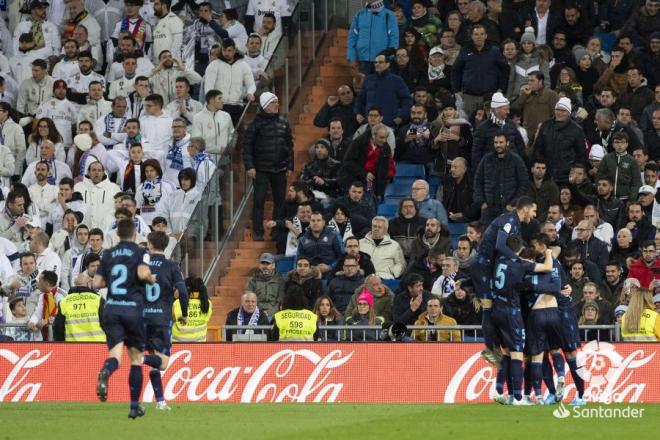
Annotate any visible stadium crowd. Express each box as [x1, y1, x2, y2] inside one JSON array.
[[0, 0, 293, 341]]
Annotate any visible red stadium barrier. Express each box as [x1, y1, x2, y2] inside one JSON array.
[[1, 342, 658, 403]]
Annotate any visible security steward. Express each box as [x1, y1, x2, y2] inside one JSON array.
[[620, 287, 660, 341], [172, 277, 212, 342], [273, 291, 319, 341], [54, 273, 105, 342]]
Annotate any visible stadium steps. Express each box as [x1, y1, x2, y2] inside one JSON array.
[[211, 28, 350, 335]]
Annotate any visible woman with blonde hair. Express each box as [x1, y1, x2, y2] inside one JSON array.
[[620, 286, 660, 341]]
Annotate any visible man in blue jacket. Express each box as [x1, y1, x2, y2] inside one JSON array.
[[347, 0, 399, 74], [355, 53, 412, 128], [297, 212, 345, 278], [451, 24, 509, 118]]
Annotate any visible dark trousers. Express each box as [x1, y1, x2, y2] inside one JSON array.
[[253, 170, 287, 236], [224, 104, 245, 127]]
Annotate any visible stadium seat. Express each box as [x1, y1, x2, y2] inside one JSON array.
[[447, 222, 467, 236], [394, 163, 425, 178], [384, 184, 410, 198], [377, 203, 398, 218], [276, 256, 295, 274], [392, 176, 416, 187], [382, 278, 401, 293]]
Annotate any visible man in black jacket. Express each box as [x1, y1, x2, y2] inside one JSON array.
[[389, 197, 427, 259], [334, 182, 376, 238], [570, 175, 625, 228], [313, 85, 358, 137], [568, 219, 610, 275], [442, 157, 476, 222], [300, 139, 342, 200], [330, 236, 376, 279], [224, 292, 272, 341], [243, 92, 293, 241], [327, 256, 365, 314], [392, 272, 433, 326]]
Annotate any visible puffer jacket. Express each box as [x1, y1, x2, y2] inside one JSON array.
[[506, 52, 550, 101], [300, 156, 342, 197], [347, 8, 399, 63], [621, 5, 660, 45], [473, 151, 529, 211], [285, 266, 324, 309], [296, 227, 345, 268], [245, 269, 286, 318], [243, 111, 293, 173], [596, 152, 642, 201], [533, 118, 587, 183], [388, 214, 426, 259], [327, 273, 364, 314], [471, 117, 526, 166], [451, 40, 509, 96], [359, 233, 406, 279]]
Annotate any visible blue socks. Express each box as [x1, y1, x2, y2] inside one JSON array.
[[482, 308, 493, 350], [531, 361, 543, 398], [129, 365, 143, 409], [567, 357, 585, 398], [102, 358, 119, 377], [524, 359, 533, 396], [149, 369, 164, 403], [143, 355, 162, 369], [552, 351, 566, 377], [542, 354, 556, 395], [496, 355, 511, 395], [510, 359, 523, 400]]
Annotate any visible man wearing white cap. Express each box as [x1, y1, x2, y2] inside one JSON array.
[[588, 143, 605, 177], [471, 91, 525, 166], [243, 91, 293, 241], [638, 184, 656, 218], [533, 96, 586, 183]]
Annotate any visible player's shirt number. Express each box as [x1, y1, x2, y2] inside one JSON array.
[[494, 263, 507, 290], [110, 264, 128, 295]]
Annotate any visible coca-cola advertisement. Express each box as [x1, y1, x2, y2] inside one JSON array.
[[0, 342, 658, 403]]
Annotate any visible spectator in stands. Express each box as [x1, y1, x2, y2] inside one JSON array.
[[300, 139, 341, 202], [326, 203, 354, 242], [413, 296, 461, 341], [442, 157, 475, 222], [96, 97, 130, 149], [60, 225, 90, 291], [596, 132, 642, 202], [345, 289, 384, 341], [225, 291, 271, 341], [576, 205, 614, 251], [527, 159, 559, 222], [644, 111, 660, 161], [638, 184, 655, 218], [621, 0, 660, 46], [472, 92, 525, 166], [267, 202, 311, 256], [256, 13, 280, 60], [243, 92, 292, 241], [30, 231, 61, 281], [396, 104, 433, 170], [155, 167, 202, 239], [411, 179, 448, 225], [326, 118, 351, 161], [339, 124, 395, 200], [570, 175, 623, 228], [164, 78, 203, 129], [389, 197, 427, 259], [533, 97, 586, 183], [13, 1, 61, 56], [360, 216, 406, 280], [0, 102, 25, 177], [409, 217, 451, 261], [241, 253, 285, 325], [27, 161, 57, 228], [640, 84, 660, 132], [186, 2, 229, 74], [111, 0, 152, 54], [451, 24, 509, 118], [623, 200, 656, 246], [347, 0, 399, 74], [108, 55, 138, 100], [574, 282, 615, 324], [47, 178, 85, 233], [627, 240, 660, 287], [595, 47, 632, 96], [352, 106, 396, 148], [431, 256, 460, 298], [442, 278, 481, 325], [512, 71, 558, 147], [423, 46, 452, 96], [284, 256, 323, 309], [474, 132, 529, 224], [314, 295, 344, 341], [25, 118, 64, 168], [313, 85, 358, 138], [296, 212, 344, 276], [328, 255, 365, 315], [601, 261, 626, 302], [128, 76, 151, 118], [619, 67, 654, 121], [191, 89, 233, 157], [569, 219, 610, 274], [390, 48, 425, 93], [393, 272, 432, 326], [332, 236, 375, 279], [1, 252, 39, 303], [452, 234, 474, 271], [73, 161, 119, 231], [186, 137, 216, 190], [0, 192, 30, 246], [402, 247, 447, 291], [139, 94, 173, 163], [344, 274, 394, 322]]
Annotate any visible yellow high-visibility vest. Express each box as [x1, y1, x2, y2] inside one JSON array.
[[273, 309, 317, 341], [172, 298, 212, 342], [621, 308, 659, 341], [59, 291, 106, 342]]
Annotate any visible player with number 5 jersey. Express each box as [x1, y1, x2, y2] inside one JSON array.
[[141, 231, 189, 411], [93, 219, 157, 419]]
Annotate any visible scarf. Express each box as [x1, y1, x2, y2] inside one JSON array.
[[64, 10, 89, 38], [490, 112, 506, 128], [428, 64, 445, 81], [141, 177, 162, 211], [15, 270, 39, 299], [327, 217, 354, 240], [126, 133, 142, 147], [123, 161, 144, 194], [79, 150, 98, 177], [285, 216, 303, 257], [237, 306, 261, 334], [43, 158, 57, 185], [104, 113, 128, 135], [440, 273, 456, 297], [41, 288, 58, 340], [366, 0, 384, 13], [30, 19, 45, 49], [192, 151, 213, 172], [167, 137, 189, 171], [120, 16, 147, 49]]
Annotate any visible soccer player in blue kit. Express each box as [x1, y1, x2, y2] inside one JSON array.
[[491, 234, 553, 405], [470, 196, 538, 367], [141, 231, 189, 411], [94, 219, 157, 419]]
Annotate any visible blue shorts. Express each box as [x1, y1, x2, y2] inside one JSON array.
[[144, 314, 172, 356], [491, 300, 525, 352], [103, 305, 145, 351], [559, 308, 581, 352], [526, 308, 563, 355], [469, 258, 493, 300]]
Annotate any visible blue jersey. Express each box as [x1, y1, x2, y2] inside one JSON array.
[[493, 255, 536, 308], [144, 254, 187, 322], [98, 241, 150, 306], [527, 258, 564, 307], [477, 212, 521, 261]]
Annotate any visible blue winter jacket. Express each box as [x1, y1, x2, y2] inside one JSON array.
[[347, 8, 399, 63], [451, 41, 509, 96], [354, 69, 412, 126], [296, 227, 345, 268]]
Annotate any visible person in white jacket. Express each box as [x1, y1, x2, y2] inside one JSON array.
[[12, 1, 61, 57], [135, 158, 174, 225], [358, 216, 406, 280], [34, 80, 78, 147], [108, 55, 138, 99], [163, 119, 191, 187], [149, 50, 201, 104], [78, 81, 112, 128], [187, 137, 216, 190], [191, 89, 233, 156], [73, 160, 120, 231], [27, 161, 58, 228], [203, 38, 256, 125], [0, 102, 26, 176], [0, 144, 15, 189], [155, 167, 201, 237], [139, 93, 173, 165], [165, 77, 203, 127], [152, 0, 183, 62]]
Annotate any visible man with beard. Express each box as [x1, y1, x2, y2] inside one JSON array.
[[27, 161, 58, 229], [79, 81, 112, 129], [152, 0, 183, 63], [35, 80, 77, 147], [313, 85, 359, 138], [402, 247, 446, 291], [150, 50, 201, 105], [599, 261, 626, 302], [106, 35, 155, 83], [326, 119, 351, 161], [395, 104, 432, 170], [409, 217, 451, 261], [12, 1, 61, 56], [452, 235, 475, 276], [52, 39, 81, 81], [66, 51, 105, 105], [389, 197, 427, 259], [300, 140, 342, 202], [245, 252, 286, 318], [622, 201, 656, 246]]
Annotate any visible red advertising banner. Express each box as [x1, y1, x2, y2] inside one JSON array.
[[1, 342, 658, 403]]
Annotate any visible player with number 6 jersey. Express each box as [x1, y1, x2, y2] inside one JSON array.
[[93, 218, 156, 419]]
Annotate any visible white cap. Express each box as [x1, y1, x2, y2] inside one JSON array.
[[654, 293, 660, 303], [259, 92, 278, 109], [490, 92, 509, 109], [555, 97, 572, 113], [588, 144, 605, 160], [429, 46, 444, 56], [74, 133, 93, 152], [638, 185, 657, 195]]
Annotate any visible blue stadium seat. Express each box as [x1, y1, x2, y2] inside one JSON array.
[[384, 184, 410, 198], [377, 203, 398, 218], [382, 278, 401, 293], [276, 256, 295, 274], [394, 163, 425, 178], [392, 176, 416, 187], [447, 222, 467, 236]]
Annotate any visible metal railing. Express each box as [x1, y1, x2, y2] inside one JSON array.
[[170, 0, 350, 284]]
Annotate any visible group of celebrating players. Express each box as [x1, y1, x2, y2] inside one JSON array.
[[93, 218, 188, 419], [471, 196, 587, 406]]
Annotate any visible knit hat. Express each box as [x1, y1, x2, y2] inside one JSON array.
[[315, 138, 332, 150], [259, 91, 278, 109], [555, 97, 572, 113], [574, 47, 589, 63], [583, 301, 599, 312], [588, 144, 605, 160], [651, 32, 660, 41], [73, 133, 93, 152], [490, 92, 509, 109], [357, 289, 374, 308], [614, 304, 628, 317], [520, 26, 536, 44]]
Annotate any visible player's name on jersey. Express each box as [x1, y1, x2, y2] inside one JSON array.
[[111, 248, 134, 257]]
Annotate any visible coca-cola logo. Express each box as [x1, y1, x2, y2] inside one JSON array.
[[0, 349, 51, 402]]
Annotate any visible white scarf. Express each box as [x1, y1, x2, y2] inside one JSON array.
[[285, 216, 303, 257]]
